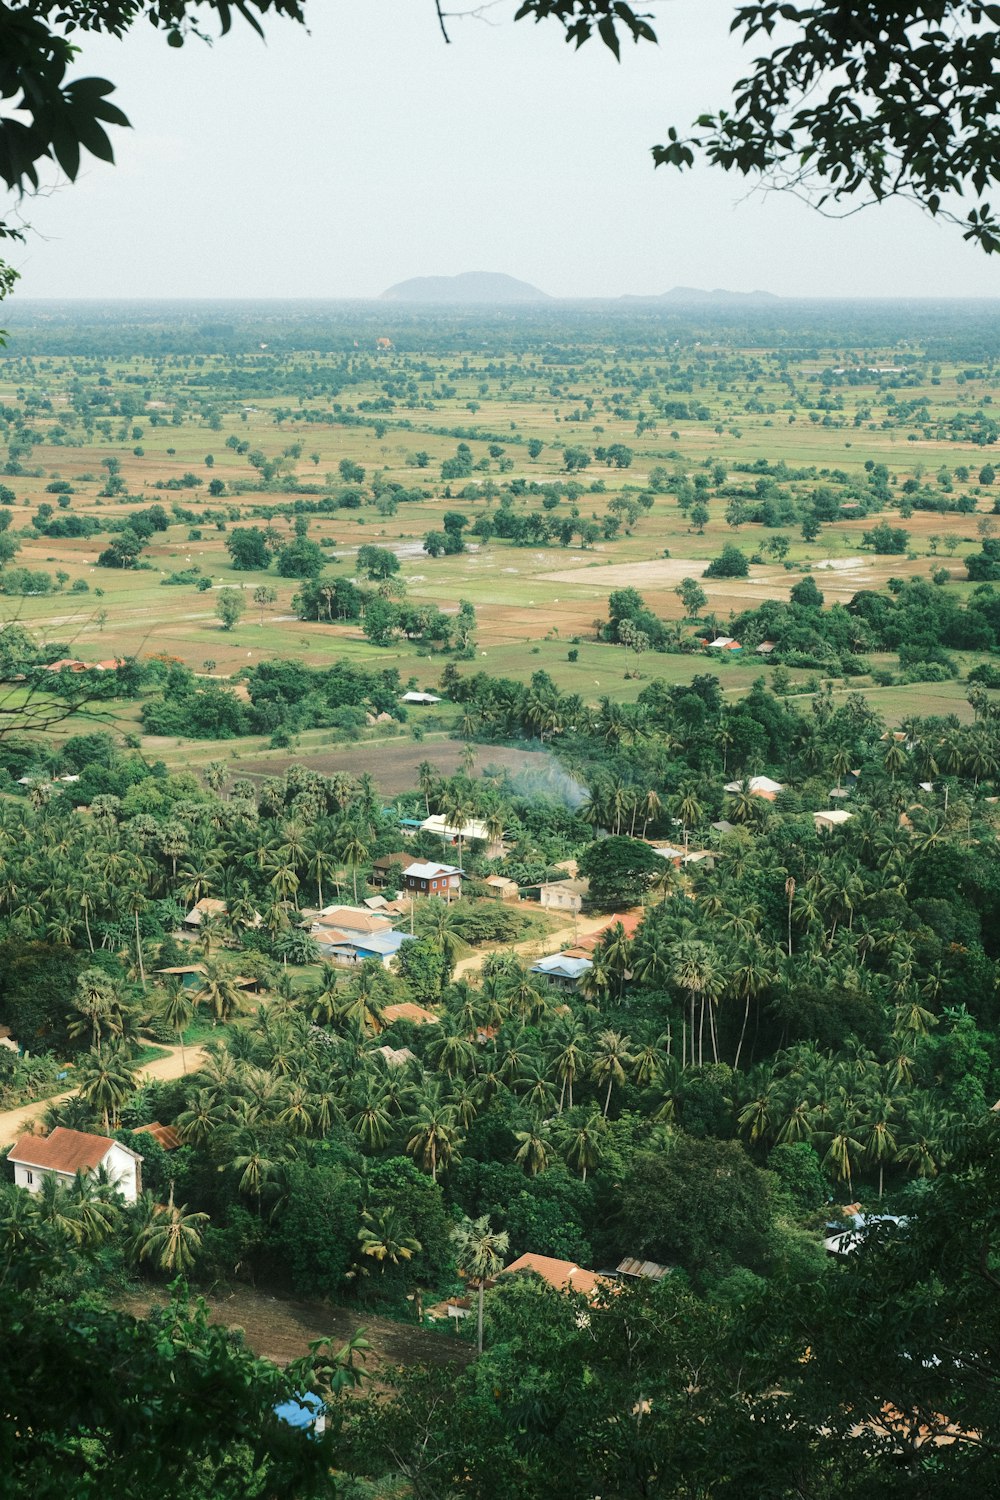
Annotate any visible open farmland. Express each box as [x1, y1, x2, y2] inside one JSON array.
[[0, 298, 998, 760]]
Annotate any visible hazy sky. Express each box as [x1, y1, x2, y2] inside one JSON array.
[[9, 1, 1000, 300]]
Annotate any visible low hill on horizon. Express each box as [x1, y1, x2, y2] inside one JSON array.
[[620, 285, 782, 304], [380, 272, 551, 304]]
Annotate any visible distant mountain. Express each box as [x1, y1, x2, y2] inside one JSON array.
[[380, 272, 551, 304], [621, 286, 782, 305]]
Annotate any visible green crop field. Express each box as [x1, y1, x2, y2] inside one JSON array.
[[0, 299, 997, 761]]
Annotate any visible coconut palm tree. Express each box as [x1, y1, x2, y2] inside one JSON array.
[[426, 1028, 478, 1080], [557, 1111, 605, 1183], [730, 943, 776, 1072], [549, 1020, 588, 1113], [358, 1206, 421, 1271], [670, 939, 725, 1068], [591, 1029, 635, 1117], [405, 1088, 461, 1183], [513, 1120, 552, 1177], [175, 1087, 228, 1148], [347, 1083, 394, 1151], [231, 1133, 282, 1215], [451, 1214, 510, 1355], [860, 1090, 900, 1200], [131, 1187, 209, 1274], [159, 981, 194, 1075], [76, 1042, 137, 1133], [337, 822, 370, 905], [196, 963, 247, 1026], [675, 784, 704, 854], [67, 968, 118, 1051]]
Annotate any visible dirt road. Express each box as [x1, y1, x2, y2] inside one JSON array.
[[0, 1041, 207, 1147], [451, 909, 629, 981]]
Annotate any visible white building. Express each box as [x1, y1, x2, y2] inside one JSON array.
[[813, 809, 853, 833], [537, 878, 589, 914], [420, 814, 504, 858], [723, 775, 785, 800], [9, 1127, 142, 1202]]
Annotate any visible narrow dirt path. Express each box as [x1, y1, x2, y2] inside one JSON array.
[[0, 1041, 207, 1147]]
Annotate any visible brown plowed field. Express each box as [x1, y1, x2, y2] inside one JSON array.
[[233, 739, 551, 795]]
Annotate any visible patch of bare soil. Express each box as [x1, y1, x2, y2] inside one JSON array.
[[233, 739, 548, 796], [118, 1284, 473, 1374]]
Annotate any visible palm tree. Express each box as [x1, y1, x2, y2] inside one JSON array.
[[204, 761, 230, 799], [130, 1187, 209, 1273], [347, 1083, 393, 1151], [860, 1091, 899, 1200], [730, 944, 776, 1072], [196, 963, 246, 1026], [338, 822, 371, 905], [591, 1029, 635, 1117], [549, 1021, 588, 1113], [358, 1206, 421, 1270], [231, 1133, 281, 1215], [306, 843, 338, 911], [426, 1028, 478, 1080], [175, 1087, 228, 1149], [67, 969, 117, 1051], [452, 1214, 510, 1355], [76, 1042, 137, 1133], [558, 1111, 605, 1183], [159, 981, 194, 1074], [405, 1088, 461, 1183], [514, 1121, 552, 1176], [670, 939, 724, 1068], [676, 784, 704, 854], [896, 1099, 952, 1180]]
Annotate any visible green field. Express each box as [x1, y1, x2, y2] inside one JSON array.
[[0, 300, 997, 756]]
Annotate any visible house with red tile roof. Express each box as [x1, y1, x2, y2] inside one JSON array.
[[502, 1251, 610, 1301], [9, 1127, 142, 1201]]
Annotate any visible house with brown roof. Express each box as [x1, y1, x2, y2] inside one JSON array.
[[502, 1251, 609, 1301], [9, 1127, 142, 1202], [380, 1001, 440, 1028], [371, 853, 410, 888], [309, 905, 394, 936], [132, 1122, 182, 1151]]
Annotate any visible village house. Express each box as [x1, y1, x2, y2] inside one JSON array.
[[530, 953, 593, 989], [380, 1001, 440, 1028], [132, 1122, 182, 1151], [308, 905, 394, 936], [9, 1127, 142, 1202], [370, 852, 410, 888], [813, 809, 854, 833], [420, 814, 504, 859], [483, 874, 520, 902], [181, 897, 227, 933], [401, 861, 463, 900], [537, 877, 589, 914], [502, 1251, 608, 1300], [723, 774, 785, 801], [313, 925, 416, 970]]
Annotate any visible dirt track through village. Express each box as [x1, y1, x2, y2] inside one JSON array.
[[0, 1042, 207, 1147]]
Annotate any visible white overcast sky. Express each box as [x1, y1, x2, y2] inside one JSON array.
[[8, 0, 1000, 300]]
